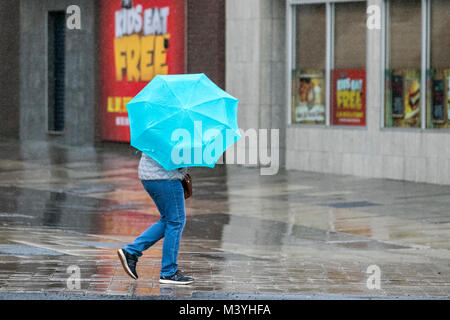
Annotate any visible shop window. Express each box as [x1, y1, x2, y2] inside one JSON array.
[[384, 0, 422, 128], [291, 4, 326, 125], [331, 2, 367, 126], [426, 0, 450, 129]]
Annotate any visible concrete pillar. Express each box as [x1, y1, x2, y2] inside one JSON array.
[[225, 0, 286, 169], [20, 0, 96, 146]]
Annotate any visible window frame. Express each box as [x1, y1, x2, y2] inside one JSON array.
[[382, 0, 436, 130], [286, 0, 368, 128]]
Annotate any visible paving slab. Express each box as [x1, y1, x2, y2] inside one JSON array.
[[0, 139, 449, 299]]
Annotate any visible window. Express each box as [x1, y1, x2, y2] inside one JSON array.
[[290, 1, 367, 127], [291, 4, 326, 125], [384, 0, 450, 130], [426, 0, 450, 129], [331, 2, 366, 126], [384, 0, 422, 129]]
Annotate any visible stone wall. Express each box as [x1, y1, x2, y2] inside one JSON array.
[[20, 0, 96, 146], [227, 0, 450, 185], [225, 0, 286, 166]]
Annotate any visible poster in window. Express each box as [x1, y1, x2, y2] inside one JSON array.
[[391, 74, 404, 118], [331, 69, 366, 126], [386, 69, 421, 128], [431, 79, 445, 124], [426, 69, 450, 128], [404, 76, 421, 121], [100, 0, 185, 142], [292, 70, 325, 124], [448, 76, 450, 122]]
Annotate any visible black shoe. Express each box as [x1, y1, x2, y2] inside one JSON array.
[[118, 249, 138, 280], [159, 270, 194, 285]]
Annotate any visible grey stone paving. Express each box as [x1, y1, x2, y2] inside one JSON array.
[[0, 139, 449, 299]]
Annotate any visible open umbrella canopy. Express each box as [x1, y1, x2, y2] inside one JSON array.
[[126, 73, 242, 170]]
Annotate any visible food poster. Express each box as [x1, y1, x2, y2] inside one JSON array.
[[427, 69, 450, 129], [385, 69, 421, 128], [291, 70, 326, 124], [331, 69, 366, 126], [99, 0, 186, 142]]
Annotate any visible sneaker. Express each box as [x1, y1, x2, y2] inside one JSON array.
[[159, 270, 194, 285], [117, 249, 138, 280]]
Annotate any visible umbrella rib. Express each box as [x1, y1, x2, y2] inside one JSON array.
[[161, 78, 186, 107], [187, 96, 237, 110], [127, 100, 179, 110], [149, 109, 185, 128], [187, 97, 237, 129], [185, 76, 203, 108], [128, 102, 182, 137], [187, 108, 234, 131], [132, 109, 185, 147]]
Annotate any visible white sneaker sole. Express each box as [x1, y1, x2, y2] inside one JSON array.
[[159, 278, 193, 285], [118, 249, 137, 280]]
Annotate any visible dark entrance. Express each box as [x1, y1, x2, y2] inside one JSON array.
[[47, 11, 65, 133]]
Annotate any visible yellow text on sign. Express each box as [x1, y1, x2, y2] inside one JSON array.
[[337, 90, 362, 110], [336, 111, 364, 118], [114, 34, 170, 82], [107, 96, 133, 113]]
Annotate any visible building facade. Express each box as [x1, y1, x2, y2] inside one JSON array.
[[0, 0, 225, 145], [0, 0, 449, 185], [226, 0, 450, 185]]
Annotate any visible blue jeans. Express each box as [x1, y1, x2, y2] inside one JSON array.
[[124, 180, 186, 277]]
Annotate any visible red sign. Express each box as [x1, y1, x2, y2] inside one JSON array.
[[100, 0, 185, 142], [331, 69, 366, 126]]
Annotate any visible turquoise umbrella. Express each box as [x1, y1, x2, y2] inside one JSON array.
[[126, 73, 242, 170]]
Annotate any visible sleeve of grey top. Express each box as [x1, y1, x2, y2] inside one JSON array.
[[178, 167, 188, 176]]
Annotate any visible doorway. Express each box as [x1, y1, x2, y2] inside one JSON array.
[[47, 11, 65, 133]]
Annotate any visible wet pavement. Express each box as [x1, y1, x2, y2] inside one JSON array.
[[0, 138, 449, 299]]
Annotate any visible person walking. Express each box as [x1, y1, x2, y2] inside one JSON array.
[[118, 152, 193, 285]]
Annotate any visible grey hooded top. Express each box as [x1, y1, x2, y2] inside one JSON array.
[[138, 152, 187, 180]]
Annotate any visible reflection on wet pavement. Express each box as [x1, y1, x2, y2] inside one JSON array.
[[0, 139, 449, 298]]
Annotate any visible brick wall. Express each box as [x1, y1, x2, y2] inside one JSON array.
[[187, 0, 225, 89]]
